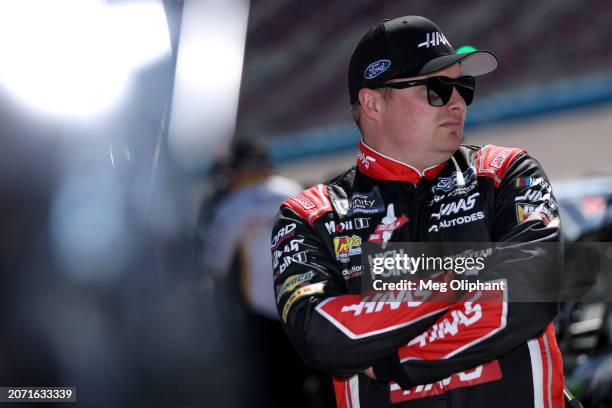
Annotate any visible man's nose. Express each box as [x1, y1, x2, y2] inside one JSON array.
[[445, 87, 466, 113]]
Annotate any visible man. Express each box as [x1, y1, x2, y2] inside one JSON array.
[[203, 139, 336, 407], [271, 15, 564, 407], [205, 139, 302, 319]]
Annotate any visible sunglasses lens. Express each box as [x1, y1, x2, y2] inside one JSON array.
[[428, 76, 475, 106], [427, 89, 445, 106], [427, 77, 452, 107], [457, 86, 474, 105], [454, 76, 475, 106]]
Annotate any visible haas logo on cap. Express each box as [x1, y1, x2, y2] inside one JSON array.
[[417, 32, 450, 48], [364, 59, 391, 79]]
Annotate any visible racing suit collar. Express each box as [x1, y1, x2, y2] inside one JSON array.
[[356, 139, 446, 183]]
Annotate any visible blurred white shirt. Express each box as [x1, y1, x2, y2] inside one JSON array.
[[203, 175, 302, 319]]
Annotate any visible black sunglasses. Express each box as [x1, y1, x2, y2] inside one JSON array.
[[370, 75, 476, 106]]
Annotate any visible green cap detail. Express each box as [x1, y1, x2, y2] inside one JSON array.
[[456, 45, 477, 54]]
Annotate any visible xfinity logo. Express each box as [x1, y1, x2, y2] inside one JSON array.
[[417, 32, 450, 48], [364, 59, 391, 79], [347, 187, 385, 216]]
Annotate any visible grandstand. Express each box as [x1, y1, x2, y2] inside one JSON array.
[[237, 0, 612, 138]]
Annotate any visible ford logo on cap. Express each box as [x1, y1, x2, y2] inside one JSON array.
[[364, 59, 391, 79]]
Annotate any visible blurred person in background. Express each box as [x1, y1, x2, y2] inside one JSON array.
[[272, 15, 566, 407], [202, 138, 334, 407]]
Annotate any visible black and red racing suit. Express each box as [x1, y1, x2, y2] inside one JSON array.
[[271, 140, 564, 407]]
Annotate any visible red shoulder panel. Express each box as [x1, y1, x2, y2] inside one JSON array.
[[282, 184, 332, 226], [475, 145, 526, 187]]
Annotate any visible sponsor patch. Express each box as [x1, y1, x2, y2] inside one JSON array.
[[357, 152, 377, 169], [390, 360, 502, 402], [282, 282, 325, 323], [427, 181, 478, 206], [364, 59, 391, 79], [333, 235, 362, 263], [417, 31, 450, 49], [325, 218, 370, 234], [341, 265, 364, 281], [516, 203, 554, 224], [490, 149, 512, 169], [315, 289, 454, 339], [273, 238, 305, 269], [289, 193, 315, 210], [431, 167, 476, 194], [428, 211, 485, 233], [347, 187, 385, 216], [514, 189, 545, 203], [368, 204, 409, 243], [513, 177, 556, 209], [431, 192, 479, 220], [397, 287, 506, 362], [276, 271, 315, 302], [271, 223, 297, 249], [407, 302, 483, 349], [275, 251, 308, 275], [514, 177, 551, 189]]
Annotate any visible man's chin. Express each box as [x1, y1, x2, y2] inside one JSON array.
[[436, 130, 462, 152]]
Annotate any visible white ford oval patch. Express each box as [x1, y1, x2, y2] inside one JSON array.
[[364, 59, 391, 79]]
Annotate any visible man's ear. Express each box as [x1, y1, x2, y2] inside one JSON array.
[[358, 88, 383, 122]]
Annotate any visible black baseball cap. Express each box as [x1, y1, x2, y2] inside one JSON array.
[[348, 16, 498, 105]]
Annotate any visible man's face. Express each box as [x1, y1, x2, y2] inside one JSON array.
[[376, 63, 466, 158]]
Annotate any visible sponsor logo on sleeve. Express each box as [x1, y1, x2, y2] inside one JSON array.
[[513, 177, 557, 208], [274, 251, 308, 275], [271, 223, 297, 249], [275, 271, 315, 302], [516, 203, 555, 225], [282, 282, 325, 323], [406, 302, 483, 349], [390, 360, 502, 402], [490, 149, 512, 169], [347, 187, 385, 216], [514, 177, 551, 190], [289, 193, 315, 210], [315, 290, 454, 339], [333, 235, 362, 263], [397, 288, 506, 362], [273, 238, 305, 268]]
